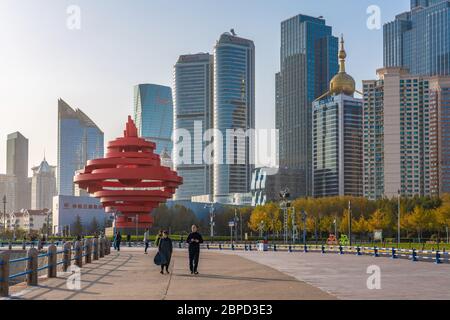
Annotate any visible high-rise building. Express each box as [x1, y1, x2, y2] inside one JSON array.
[[134, 84, 173, 155], [173, 53, 214, 200], [213, 32, 255, 203], [6, 131, 30, 210], [312, 37, 363, 198], [31, 158, 57, 210], [363, 67, 450, 199], [57, 99, 104, 196], [276, 14, 338, 197], [0, 174, 16, 213], [384, 0, 450, 76]]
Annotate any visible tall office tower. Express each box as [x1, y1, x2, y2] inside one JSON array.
[[363, 67, 450, 199], [31, 158, 57, 210], [0, 174, 16, 213], [213, 31, 255, 203], [276, 14, 338, 197], [429, 77, 450, 194], [384, 0, 450, 76], [173, 53, 214, 200], [57, 99, 104, 196], [6, 132, 30, 210], [312, 37, 363, 198], [134, 84, 173, 155]]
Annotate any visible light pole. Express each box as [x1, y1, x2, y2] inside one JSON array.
[[205, 204, 215, 239], [301, 210, 307, 245], [397, 190, 401, 248], [279, 188, 290, 244], [348, 200, 352, 246], [234, 209, 239, 243], [2, 195, 6, 234], [259, 220, 264, 239], [135, 214, 139, 238]]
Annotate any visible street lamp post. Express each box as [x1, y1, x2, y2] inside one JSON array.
[[2, 195, 6, 234], [397, 190, 401, 248], [259, 220, 264, 239], [205, 204, 215, 240], [348, 200, 352, 246], [301, 210, 307, 245], [136, 214, 139, 238]]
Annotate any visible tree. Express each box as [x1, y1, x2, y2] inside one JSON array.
[[353, 215, 370, 238], [368, 209, 392, 233], [72, 215, 83, 236], [408, 206, 437, 242], [89, 217, 100, 235]]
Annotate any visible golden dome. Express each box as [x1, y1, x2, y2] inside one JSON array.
[[329, 35, 355, 96]]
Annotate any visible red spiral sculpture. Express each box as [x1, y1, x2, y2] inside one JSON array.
[[74, 116, 182, 230]]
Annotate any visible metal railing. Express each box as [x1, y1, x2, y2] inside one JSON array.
[[183, 242, 450, 265], [0, 238, 111, 297]]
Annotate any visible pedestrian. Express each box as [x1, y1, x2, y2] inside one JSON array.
[[154, 230, 163, 248], [144, 228, 150, 254], [158, 231, 173, 274], [127, 234, 131, 247], [115, 232, 122, 251], [186, 225, 203, 275]]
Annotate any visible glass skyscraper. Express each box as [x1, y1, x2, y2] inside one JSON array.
[[6, 131, 29, 211], [384, 0, 450, 76], [312, 36, 363, 198], [173, 53, 214, 201], [134, 84, 173, 155], [276, 14, 338, 197], [213, 32, 255, 203], [57, 99, 104, 196]]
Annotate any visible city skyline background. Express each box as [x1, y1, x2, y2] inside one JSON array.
[[0, 0, 409, 175]]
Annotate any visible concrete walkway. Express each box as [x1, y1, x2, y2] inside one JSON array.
[[222, 250, 450, 300], [5, 248, 333, 300]]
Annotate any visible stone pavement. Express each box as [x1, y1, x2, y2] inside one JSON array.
[[4, 248, 334, 300], [222, 250, 450, 300]]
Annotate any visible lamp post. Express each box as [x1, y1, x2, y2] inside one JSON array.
[[205, 204, 215, 240], [348, 200, 352, 246], [397, 190, 401, 248], [301, 210, 307, 245], [259, 220, 264, 239], [2, 195, 6, 234]]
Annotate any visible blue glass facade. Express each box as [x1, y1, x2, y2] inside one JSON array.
[[276, 14, 338, 197], [213, 33, 255, 201], [173, 53, 214, 200], [57, 99, 104, 196], [134, 84, 173, 155], [384, 0, 450, 76]]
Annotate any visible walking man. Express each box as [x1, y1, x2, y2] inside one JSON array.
[[186, 225, 203, 275], [144, 228, 150, 254]]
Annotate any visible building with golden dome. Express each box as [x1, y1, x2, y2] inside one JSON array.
[[312, 35, 363, 198]]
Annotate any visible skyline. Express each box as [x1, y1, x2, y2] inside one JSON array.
[[0, 0, 410, 175]]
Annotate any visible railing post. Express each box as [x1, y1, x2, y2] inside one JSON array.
[[93, 238, 99, 261], [356, 246, 362, 256], [37, 240, 42, 251], [249, 244, 252, 251], [22, 240, 26, 250], [27, 248, 38, 286], [8, 241, 12, 250], [411, 248, 418, 262], [63, 242, 71, 272], [219, 244, 222, 250], [74, 241, 82, 268], [339, 245, 344, 255], [304, 244, 308, 253], [99, 239, 105, 258], [85, 239, 92, 264], [273, 244, 277, 252], [47, 244, 57, 278], [0, 252, 10, 297], [373, 246, 379, 257], [435, 251, 442, 264], [321, 245, 326, 254]]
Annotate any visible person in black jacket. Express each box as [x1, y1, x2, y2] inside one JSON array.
[[158, 231, 173, 274], [186, 225, 203, 275]]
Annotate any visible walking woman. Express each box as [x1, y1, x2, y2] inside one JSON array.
[[114, 231, 122, 251], [158, 231, 173, 274]]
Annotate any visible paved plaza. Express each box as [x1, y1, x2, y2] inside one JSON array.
[[3, 247, 450, 300]]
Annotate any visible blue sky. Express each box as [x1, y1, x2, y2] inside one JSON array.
[[0, 0, 410, 174]]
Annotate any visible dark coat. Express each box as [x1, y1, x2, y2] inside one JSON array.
[[158, 237, 173, 265]]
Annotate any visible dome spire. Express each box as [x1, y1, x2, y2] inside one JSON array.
[[329, 34, 355, 96], [338, 34, 346, 73]]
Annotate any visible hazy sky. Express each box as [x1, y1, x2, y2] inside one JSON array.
[[0, 0, 410, 175]]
